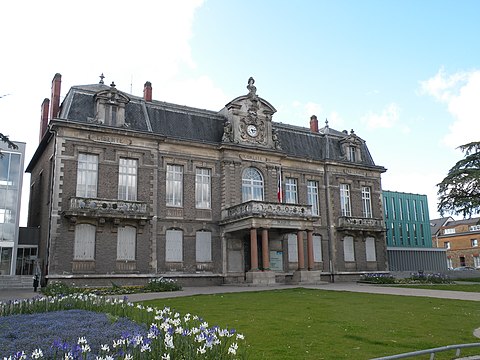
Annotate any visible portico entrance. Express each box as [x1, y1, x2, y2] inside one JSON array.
[[221, 200, 322, 284]]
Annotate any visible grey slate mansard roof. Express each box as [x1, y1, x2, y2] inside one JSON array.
[[58, 84, 382, 168]]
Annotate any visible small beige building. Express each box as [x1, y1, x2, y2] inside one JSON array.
[[26, 74, 387, 286]]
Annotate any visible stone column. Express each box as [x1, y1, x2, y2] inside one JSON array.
[[250, 228, 258, 271], [297, 230, 305, 270], [261, 228, 270, 270], [307, 230, 314, 270]]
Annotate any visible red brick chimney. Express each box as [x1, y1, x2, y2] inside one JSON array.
[[143, 81, 152, 102], [39, 98, 50, 142], [50, 73, 62, 120], [310, 115, 318, 132]]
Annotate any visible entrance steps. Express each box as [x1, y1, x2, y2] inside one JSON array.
[[0, 275, 34, 289]]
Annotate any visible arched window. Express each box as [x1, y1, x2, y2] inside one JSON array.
[[242, 167, 264, 202]]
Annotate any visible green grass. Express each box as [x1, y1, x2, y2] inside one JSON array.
[[141, 288, 480, 360]]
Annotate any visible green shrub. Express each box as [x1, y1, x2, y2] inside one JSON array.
[[143, 277, 182, 292], [41, 281, 75, 296], [359, 273, 396, 284]]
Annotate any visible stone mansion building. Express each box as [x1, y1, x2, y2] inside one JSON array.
[[26, 73, 387, 286]]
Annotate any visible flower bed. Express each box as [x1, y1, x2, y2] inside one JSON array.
[[359, 272, 452, 285], [0, 294, 246, 359], [41, 277, 182, 297]]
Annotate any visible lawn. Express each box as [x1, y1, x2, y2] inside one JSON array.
[[141, 288, 480, 360]]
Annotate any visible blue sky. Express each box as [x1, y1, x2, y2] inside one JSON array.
[[2, 0, 480, 224]]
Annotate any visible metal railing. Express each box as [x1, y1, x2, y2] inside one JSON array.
[[371, 342, 480, 359]]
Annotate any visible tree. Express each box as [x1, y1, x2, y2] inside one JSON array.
[[0, 94, 18, 154], [437, 141, 480, 218], [0, 132, 17, 150]]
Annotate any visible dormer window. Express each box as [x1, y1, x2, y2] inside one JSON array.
[[93, 82, 130, 127], [340, 130, 363, 163]]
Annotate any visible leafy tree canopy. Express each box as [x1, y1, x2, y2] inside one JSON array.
[[437, 141, 480, 218], [0, 132, 18, 150]]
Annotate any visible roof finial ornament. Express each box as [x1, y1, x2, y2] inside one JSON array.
[[350, 129, 355, 135], [110, 81, 116, 88], [325, 118, 329, 128], [247, 77, 257, 98], [99, 73, 105, 84]]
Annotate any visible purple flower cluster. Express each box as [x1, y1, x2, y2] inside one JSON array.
[[0, 310, 146, 359]]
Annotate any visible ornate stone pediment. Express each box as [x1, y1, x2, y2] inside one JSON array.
[[220, 78, 279, 149], [93, 82, 130, 127]]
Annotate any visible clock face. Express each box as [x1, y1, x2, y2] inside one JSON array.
[[247, 124, 258, 137]]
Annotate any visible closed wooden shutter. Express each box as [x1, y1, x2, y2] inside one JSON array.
[[365, 237, 376, 262], [196, 231, 212, 262], [287, 233, 298, 262], [313, 235, 322, 262], [74, 224, 95, 260], [117, 226, 136, 260], [166, 230, 183, 262], [343, 236, 355, 262]]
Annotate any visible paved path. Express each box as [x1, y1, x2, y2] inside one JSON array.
[[1, 282, 479, 302]]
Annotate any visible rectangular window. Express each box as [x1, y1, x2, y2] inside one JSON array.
[[166, 229, 183, 261], [474, 256, 480, 268], [76, 153, 98, 198], [74, 224, 95, 260], [361, 186, 372, 218], [444, 241, 451, 249], [470, 225, 480, 231], [287, 233, 298, 262], [340, 184, 351, 217], [391, 198, 396, 220], [383, 196, 388, 219], [313, 235, 322, 262], [398, 199, 403, 220], [166, 165, 183, 207], [343, 236, 355, 262], [444, 228, 456, 235], [118, 158, 137, 201], [472, 239, 478, 247], [195, 168, 211, 209], [365, 237, 376, 262], [405, 199, 410, 221], [117, 226, 136, 261], [307, 181, 319, 216], [284, 178, 298, 204], [413, 200, 418, 221], [447, 257, 453, 269], [349, 146, 356, 162], [196, 231, 212, 262], [420, 201, 425, 221]]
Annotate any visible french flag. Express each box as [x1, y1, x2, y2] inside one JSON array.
[[277, 166, 283, 203]]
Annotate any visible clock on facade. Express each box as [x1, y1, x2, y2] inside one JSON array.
[[246, 124, 258, 137]]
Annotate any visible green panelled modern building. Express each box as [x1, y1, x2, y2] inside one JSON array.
[[382, 191, 446, 272], [383, 191, 432, 247]]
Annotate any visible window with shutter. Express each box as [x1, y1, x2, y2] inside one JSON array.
[[74, 224, 96, 260], [313, 235, 322, 262], [343, 236, 355, 262], [287, 233, 298, 262], [117, 226, 136, 260], [196, 231, 212, 262], [166, 229, 183, 262], [365, 237, 376, 262]]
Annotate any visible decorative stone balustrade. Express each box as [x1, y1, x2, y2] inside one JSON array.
[[222, 201, 315, 222], [337, 216, 385, 231], [65, 197, 150, 220]]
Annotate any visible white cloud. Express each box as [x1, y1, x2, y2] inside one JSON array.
[[360, 103, 400, 129], [0, 0, 206, 226], [420, 68, 480, 148]]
